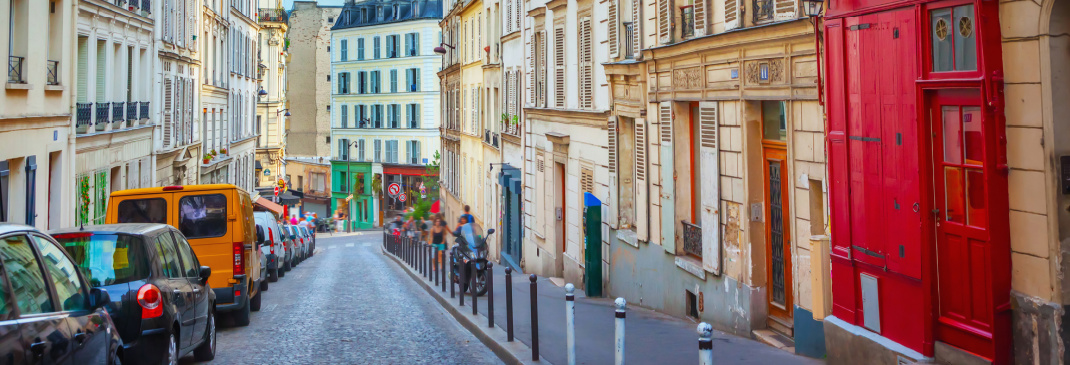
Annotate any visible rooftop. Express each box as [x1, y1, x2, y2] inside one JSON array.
[[331, 0, 443, 31]]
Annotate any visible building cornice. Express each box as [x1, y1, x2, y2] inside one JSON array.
[[524, 107, 610, 129], [527, 6, 546, 18], [546, 0, 566, 12]]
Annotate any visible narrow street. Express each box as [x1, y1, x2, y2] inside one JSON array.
[[185, 232, 502, 364]]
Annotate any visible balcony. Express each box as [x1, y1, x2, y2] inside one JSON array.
[[112, 102, 125, 128], [8, 56, 24, 84], [46, 60, 59, 85], [258, 8, 288, 22], [95, 103, 110, 132], [139, 101, 149, 120], [682, 220, 702, 258], [76, 103, 93, 134], [126, 102, 137, 122]]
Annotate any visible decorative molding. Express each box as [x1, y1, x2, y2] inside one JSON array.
[[745, 58, 785, 84], [673, 67, 703, 90]]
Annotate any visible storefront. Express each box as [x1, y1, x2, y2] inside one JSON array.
[[381, 163, 435, 214], [331, 160, 375, 230], [823, 0, 1009, 363]]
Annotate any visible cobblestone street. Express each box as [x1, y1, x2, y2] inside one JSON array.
[[185, 232, 501, 364]]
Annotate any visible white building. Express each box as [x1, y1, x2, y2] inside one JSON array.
[[228, 0, 259, 192], [155, 0, 203, 187], [74, 0, 158, 225], [329, 0, 443, 228], [496, 0, 525, 269], [200, 0, 230, 183], [256, 0, 289, 191]]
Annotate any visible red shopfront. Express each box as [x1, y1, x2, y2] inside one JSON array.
[[824, 0, 1010, 363]]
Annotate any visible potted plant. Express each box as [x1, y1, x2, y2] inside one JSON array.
[[220, 148, 228, 155], [202, 155, 211, 164]]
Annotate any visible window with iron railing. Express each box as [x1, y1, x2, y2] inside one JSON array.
[[753, 0, 775, 23], [76, 103, 93, 134], [8, 56, 25, 83], [682, 220, 702, 258], [624, 23, 635, 59], [46, 60, 59, 85]]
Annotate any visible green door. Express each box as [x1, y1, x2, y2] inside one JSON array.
[[583, 192, 602, 297]]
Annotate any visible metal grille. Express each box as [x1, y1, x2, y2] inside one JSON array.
[[753, 0, 775, 23], [127, 102, 137, 121], [113, 102, 125, 125], [140, 101, 149, 120], [769, 160, 786, 305], [76, 103, 93, 133], [682, 220, 702, 257], [8, 56, 24, 83], [46, 60, 59, 85], [95, 103, 111, 131]]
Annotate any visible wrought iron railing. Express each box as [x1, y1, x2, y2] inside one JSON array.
[[753, 0, 775, 23], [258, 8, 288, 22], [492, 133, 499, 148], [76, 103, 93, 133], [139, 101, 149, 120], [126, 102, 137, 121], [46, 60, 59, 85], [682, 220, 702, 258], [142, 0, 151, 14], [95, 103, 110, 131], [8, 56, 24, 83], [112, 102, 125, 128], [624, 23, 635, 59]]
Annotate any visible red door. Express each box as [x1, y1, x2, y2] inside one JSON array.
[[930, 89, 999, 360]]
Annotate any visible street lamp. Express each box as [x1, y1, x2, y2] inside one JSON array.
[[433, 42, 456, 55], [258, 88, 268, 97], [801, 0, 824, 17], [276, 108, 291, 117], [802, 0, 825, 106]]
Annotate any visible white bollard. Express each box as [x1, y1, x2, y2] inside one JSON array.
[[565, 283, 576, 365], [614, 297, 626, 365], [698, 322, 714, 365]]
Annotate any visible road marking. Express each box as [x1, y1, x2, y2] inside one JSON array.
[[265, 304, 278, 312], [345, 243, 355, 247]]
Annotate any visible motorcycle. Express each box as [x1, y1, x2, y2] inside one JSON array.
[[450, 223, 495, 296]]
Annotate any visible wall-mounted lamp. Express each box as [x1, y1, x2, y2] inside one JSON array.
[[801, 0, 824, 17], [433, 42, 456, 55]]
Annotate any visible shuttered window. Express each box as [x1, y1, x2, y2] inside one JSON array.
[[341, 104, 348, 128], [608, 117, 618, 173], [554, 27, 565, 108], [632, 0, 641, 55], [537, 31, 546, 107], [694, 0, 708, 36], [390, 69, 398, 93], [609, 0, 619, 58], [658, 0, 671, 44], [506, 0, 513, 34], [341, 39, 348, 61], [163, 78, 173, 147], [725, 0, 741, 30], [374, 139, 382, 162], [528, 32, 536, 104], [579, 18, 593, 110], [775, 0, 797, 20], [357, 38, 365, 60]]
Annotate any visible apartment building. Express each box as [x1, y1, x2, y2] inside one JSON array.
[[287, 1, 342, 158], [154, 0, 203, 187], [1, 0, 77, 230], [330, 0, 443, 230], [479, 0, 502, 263], [74, 0, 158, 225], [227, 0, 259, 192], [256, 1, 289, 191], [496, 0, 524, 270], [200, 0, 230, 184]]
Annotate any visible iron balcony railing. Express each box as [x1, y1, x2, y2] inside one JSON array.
[[624, 23, 635, 59], [682, 220, 703, 258], [112, 102, 125, 127], [46, 60, 59, 85], [8, 56, 24, 83], [258, 8, 288, 22], [141, 0, 151, 14], [139, 101, 149, 120], [95, 103, 110, 131], [126, 102, 137, 121], [753, 0, 775, 23], [76, 103, 93, 133]]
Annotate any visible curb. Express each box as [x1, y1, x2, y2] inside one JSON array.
[[382, 246, 550, 365]]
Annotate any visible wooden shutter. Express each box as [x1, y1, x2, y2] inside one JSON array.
[[658, 0, 671, 44], [579, 18, 593, 110], [659, 101, 674, 252], [188, 0, 195, 49], [725, 0, 741, 30], [163, 78, 173, 147], [528, 33, 535, 104], [508, 72, 517, 116], [554, 27, 565, 108], [694, 0, 708, 36], [775, 0, 797, 20], [608, 116, 619, 229], [632, 0, 641, 55], [608, 0, 619, 58], [698, 102, 721, 274], [635, 118, 648, 241], [506, 0, 513, 34]]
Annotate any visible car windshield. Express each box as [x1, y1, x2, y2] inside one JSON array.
[[55, 233, 149, 286], [461, 223, 484, 249]]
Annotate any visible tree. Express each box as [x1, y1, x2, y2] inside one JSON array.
[[405, 151, 441, 221]]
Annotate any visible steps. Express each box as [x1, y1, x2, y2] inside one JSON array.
[[753, 329, 796, 354]]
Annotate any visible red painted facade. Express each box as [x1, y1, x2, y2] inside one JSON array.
[[824, 0, 1010, 362]]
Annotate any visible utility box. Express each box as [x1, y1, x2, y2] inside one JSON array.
[[809, 235, 831, 320], [583, 192, 603, 297]]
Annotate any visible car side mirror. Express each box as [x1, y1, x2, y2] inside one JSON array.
[[199, 266, 212, 284], [89, 288, 110, 309]]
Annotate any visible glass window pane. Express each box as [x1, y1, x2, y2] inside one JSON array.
[[117, 198, 167, 224], [172, 233, 200, 278], [57, 234, 149, 286], [762, 101, 787, 142], [154, 234, 184, 279], [0, 235, 54, 314], [962, 106, 983, 165], [942, 106, 963, 164], [31, 236, 88, 311], [966, 168, 987, 228], [932, 9, 953, 72], [953, 5, 977, 71], [944, 166, 966, 224], [178, 194, 228, 239]]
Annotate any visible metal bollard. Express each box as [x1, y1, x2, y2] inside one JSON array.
[[470, 262, 478, 315], [421, 244, 427, 277], [565, 283, 576, 365], [505, 267, 514, 342], [487, 262, 494, 328], [427, 245, 433, 280], [459, 255, 466, 306], [698, 322, 713, 365], [530, 274, 539, 361], [432, 246, 438, 286], [440, 249, 447, 292], [615, 298, 626, 365], [449, 249, 456, 298]]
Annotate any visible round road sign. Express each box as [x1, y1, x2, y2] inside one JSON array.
[[398, 193, 407, 202], [387, 183, 401, 197]]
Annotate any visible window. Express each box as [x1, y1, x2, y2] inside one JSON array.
[[357, 105, 367, 126], [386, 140, 399, 163], [117, 198, 168, 223], [154, 233, 184, 278], [338, 171, 348, 192], [358, 139, 366, 161], [680, 4, 695, 38], [931, 5, 976, 72], [177, 194, 228, 239], [407, 140, 421, 164], [338, 72, 350, 94], [374, 139, 382, 162], [0, 235, 54, 314], [357, 38, 365, 60], [388, 104, 401, 128], [171, 233, 200, 277], [57, 233, 149, 287], [358, 71, 367, 94], [340, 39, 348, 61], [24, 156, 36, 226], [341, 104, 349, 128], [761, 101, 787, 142], [311, 173, 326, 191], [408, 103, 420, 128], [390, 69, 398, 93], [372, 105, 383, 128], [407, 68, 420, 92], [373, 36, 381, 59], [338, 138, 350, 160], [371, 71, 380, 93], [405, 32, 419, 56], [387, 35, 399, 58]]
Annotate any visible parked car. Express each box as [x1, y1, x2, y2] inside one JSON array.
[[293, 226, 311, 262], [283, 225, 305, 265], [51, 224, 217, 364], [276, 224, 294, 274], [300, 226, 315, 257], [0, 223, 121, 365], [105, 184, 264, 326], [253, 212, 287, 282]]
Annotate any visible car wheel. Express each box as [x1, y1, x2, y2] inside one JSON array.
[[269, 268, 279, 282], [164, 332, 178, 365], [232, 297, 251, 326], [110, 340, 122, 365], [260, 279, 268, 292], [284, 259, 292, 272], [193, 310, 216, 361], [250, 289, 262, 312]]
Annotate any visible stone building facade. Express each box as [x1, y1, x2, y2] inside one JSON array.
[[288, 1, 342, 158], [256, 1, 289, 190]]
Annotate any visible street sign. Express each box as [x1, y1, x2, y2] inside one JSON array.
[[274, 187, 279, 196], [277, 179, 287, 190], [398, 192, 407, 202], [387, 183, 401, 197]]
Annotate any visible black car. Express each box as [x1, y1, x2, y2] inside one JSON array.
[[51, 224, 216, 365], [0, 223, 120, 364]]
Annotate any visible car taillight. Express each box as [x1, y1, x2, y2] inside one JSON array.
[[233, 241, 245, 276], [268, 230, 275, 254], [137, 284, 162, 319], [53, 232, 94, 239]]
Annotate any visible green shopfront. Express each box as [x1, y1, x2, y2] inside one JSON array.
[[331, 160, 375, 230]]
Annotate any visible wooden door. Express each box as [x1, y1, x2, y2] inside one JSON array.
[[930, 89, 998, 360], [764, 147, 792, 320]]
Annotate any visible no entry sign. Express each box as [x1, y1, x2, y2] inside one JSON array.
[[387, 183, 401, 197], [398, 193, 407, 202]]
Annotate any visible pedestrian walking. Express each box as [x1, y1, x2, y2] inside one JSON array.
[[431, 216, 448, 264]]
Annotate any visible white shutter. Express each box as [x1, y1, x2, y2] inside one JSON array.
[[695, 0, 708, 36], [632, 0, 641, 55], [775, 0, 798, 20], [725, 0, 741, 30], [698, 102, 721, 274], [537, 31, 546, 107], [608, 0, 619, 58], [658, 0, 671, 44], [538, 153, 549, 236], [635, 118, 648, 241], [608, 116, 618, 229], [554, 27, 565, 108], [506, 0, 513, 34], [528, 33, 535, 104], [163, 78, 173, 147], [659, 101, 674, 252], [579, 18, 593, 110]]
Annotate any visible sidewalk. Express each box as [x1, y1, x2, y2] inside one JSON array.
[[384, 243, 822, 364]]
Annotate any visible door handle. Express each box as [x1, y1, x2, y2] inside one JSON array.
[[74, 332, 87, 344], [193, 288, 201, 293], [29, 340, 46, 356]]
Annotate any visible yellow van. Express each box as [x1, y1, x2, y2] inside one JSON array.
[[105, 184, 264, 326]]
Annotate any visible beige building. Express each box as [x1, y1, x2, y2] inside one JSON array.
[[200, 0, 231, 184], [155, 0, 203, 187], [1, 0, 77, 229], [227, 0, 260, 192], [74, 0, 158, 225], [287, 1, 341, 158], [256, 1, 289, 189]]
